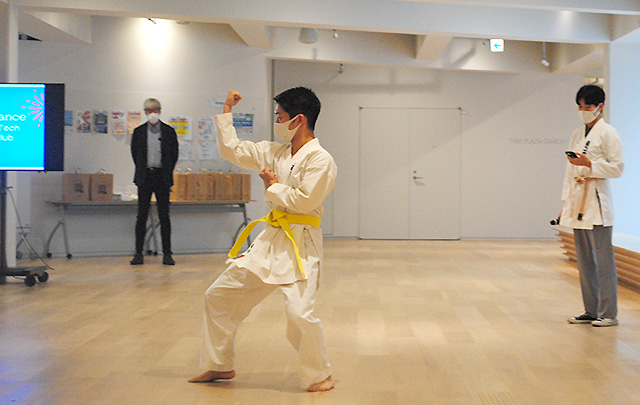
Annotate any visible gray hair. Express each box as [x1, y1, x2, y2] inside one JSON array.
[[143, 98, 161, 110]]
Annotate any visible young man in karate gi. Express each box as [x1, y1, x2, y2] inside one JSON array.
[[189, 87, 337, 391], [562, 85, 624, 327]]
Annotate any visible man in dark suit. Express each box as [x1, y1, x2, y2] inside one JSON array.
[[130, 98, 179, 265]]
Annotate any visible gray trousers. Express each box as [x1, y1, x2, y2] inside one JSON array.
[[573, 225, 618, 319]]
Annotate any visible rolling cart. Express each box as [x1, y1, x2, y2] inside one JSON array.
[[1, 172, 49, 287]]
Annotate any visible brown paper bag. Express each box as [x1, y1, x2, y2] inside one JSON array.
[[229, 173, 245, 201], [240, 174, 251, 201], [62, 173, 90, 201], [205, 173, 218, 200], [171, 173, 189, 201], [89, 173, 114, 201], [187, 173, 209, 201], [216, 173, 236, 200]]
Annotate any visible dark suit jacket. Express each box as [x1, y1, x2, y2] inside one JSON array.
[[131, 121, 179, 187]]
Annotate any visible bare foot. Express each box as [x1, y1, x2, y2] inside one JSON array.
[[188, 370, 236, 383], [306, 375, 335, 392]]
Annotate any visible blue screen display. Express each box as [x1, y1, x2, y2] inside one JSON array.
[[0, 84, 46, 170]]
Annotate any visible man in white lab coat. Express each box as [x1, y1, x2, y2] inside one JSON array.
[[562, 85, 624, 327], [189, 88, 337, 391]]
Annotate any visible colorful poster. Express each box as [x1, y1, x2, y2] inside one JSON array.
[[127, 111, 144, 135], [198, 116, 215, 141], [168, 116, 192, 140], [76, 110, 92, 134], [93, 110, 108, 134], [233, 112, 254, 137], [111, 111, 126, 136], [64, 110, 74, 135]]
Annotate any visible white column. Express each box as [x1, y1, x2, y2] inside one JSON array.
[[605, 42, 640, 238], [0, 1, 20, 268]]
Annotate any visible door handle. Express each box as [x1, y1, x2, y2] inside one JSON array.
[[413, 176, 424, 180]]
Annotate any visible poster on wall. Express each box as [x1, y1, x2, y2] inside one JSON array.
[[178, 141, 194, 161], [198, 116, 215, 141], [198, 141, 217, 161], [233, 113, 254, 137], [127, 111, 144, 135], [169, 116, 193, 140], [76, 110, 92, 134], [110, 111, 127, 139], [93, 110, 108, 134], [64, 110, 74, 135]]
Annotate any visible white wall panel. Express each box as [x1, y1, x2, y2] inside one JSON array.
[[275, 60, 584, 239]]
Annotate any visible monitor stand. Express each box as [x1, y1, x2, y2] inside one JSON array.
[[1, 171, 49, 287]]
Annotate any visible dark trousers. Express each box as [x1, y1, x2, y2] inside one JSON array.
[[135, 169, 172, 255]]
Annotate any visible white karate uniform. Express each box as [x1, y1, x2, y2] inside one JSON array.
[[198, 113, 337, 387], [560, 119, 623, 230], [559, 118, 623, 319]]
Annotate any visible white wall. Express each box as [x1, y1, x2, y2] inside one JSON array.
[[274, 60, 585, 239], [607, 43, 640, 249], [18, 16, 272, 256], [15, 15, 596, 258]]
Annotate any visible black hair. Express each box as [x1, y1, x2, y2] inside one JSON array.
[[576, 85, 605, 106], [274, 87, 321, 130]]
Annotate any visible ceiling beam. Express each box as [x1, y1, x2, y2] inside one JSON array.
[[549, 42, 605, 74], [9, 0, 615, 43], [18, 10, 91, 43], [266, 27, 553, 74], [229, 22, 273, 49], [415, 35, 452, 61], [394, 0, 640, 15]]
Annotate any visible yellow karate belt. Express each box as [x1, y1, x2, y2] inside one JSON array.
[[574, 176, 596, 221], [228, 210, 321, 278]]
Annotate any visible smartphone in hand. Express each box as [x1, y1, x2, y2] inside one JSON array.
[[565, 151, 579, 158]]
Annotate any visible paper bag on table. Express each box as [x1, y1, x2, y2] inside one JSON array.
[[62, 173, 90, 202], [89, 172, 114, 201]]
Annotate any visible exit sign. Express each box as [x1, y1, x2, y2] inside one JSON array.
[[490, 39, 504, 52]]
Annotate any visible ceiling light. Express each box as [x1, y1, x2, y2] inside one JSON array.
[[299, 28, 318, 44], [333, 29, 338, 39]]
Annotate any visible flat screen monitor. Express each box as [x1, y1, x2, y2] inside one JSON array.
[[0, 83, 64, 171]]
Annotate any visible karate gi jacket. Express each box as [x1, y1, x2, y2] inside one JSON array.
[[560, 119, 624, 230], [214, 113, 337, 284]]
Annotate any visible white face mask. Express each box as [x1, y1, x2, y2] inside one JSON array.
[[147, 112, 160, 125], [578, 106, 601, 124], [273, 115, 300, 143]]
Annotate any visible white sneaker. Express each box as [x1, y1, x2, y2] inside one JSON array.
[[592, 318, 619, 327]]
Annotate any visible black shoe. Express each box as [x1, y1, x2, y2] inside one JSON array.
[[163, 254, 175, 265], [567, 313, 597, 324], [130, 253, 144, 265]]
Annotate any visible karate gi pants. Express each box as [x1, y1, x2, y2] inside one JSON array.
[[573, 225, 618, 319], [199, 264, 332, 387]]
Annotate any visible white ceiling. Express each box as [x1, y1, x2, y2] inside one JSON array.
[[9, 0, 640, 74]]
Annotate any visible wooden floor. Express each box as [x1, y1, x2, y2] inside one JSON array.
[[2, 239, 640, 404]]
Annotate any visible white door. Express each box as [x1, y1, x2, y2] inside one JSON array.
[[359, 107, 461, 239]]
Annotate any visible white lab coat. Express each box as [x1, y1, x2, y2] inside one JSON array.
[[560, 119, 624, 230], [214, 113, 337, 284]]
